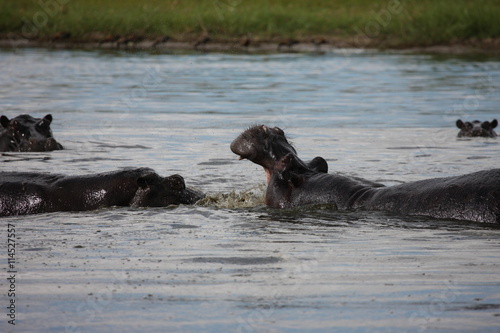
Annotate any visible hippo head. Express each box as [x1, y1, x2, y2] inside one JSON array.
[[131, 172, 204, 207], [1, 114, 53, 140], [231, 125, 299, 181], [0, 114, 63, 151], [456, 119, 498, 138], [231, 125, 329, 183]]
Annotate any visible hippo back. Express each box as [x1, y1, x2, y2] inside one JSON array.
[[362, 169, 500, 224]]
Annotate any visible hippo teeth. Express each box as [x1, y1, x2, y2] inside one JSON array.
[[238, 156, 244, 160]]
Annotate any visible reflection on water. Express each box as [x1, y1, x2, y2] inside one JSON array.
[[0, 48, 499, 332]]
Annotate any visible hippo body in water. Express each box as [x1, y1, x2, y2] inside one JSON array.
[[231, 125, 500, 224], [456, 119, 497, 138], [0, 114, 63, 152], [0, 168, 204, 216]]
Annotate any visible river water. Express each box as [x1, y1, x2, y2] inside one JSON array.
[[1, 48, 499, 333]]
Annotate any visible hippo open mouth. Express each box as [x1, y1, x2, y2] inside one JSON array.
[[231, 125, 290, 183], [230, 125, 326, 183]]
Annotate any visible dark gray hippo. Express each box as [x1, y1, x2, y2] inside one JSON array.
[[456, 119, 497, 138], [231, 125, 500, 224], [0, 114, 63, 152], [0, 168, 204, 216]]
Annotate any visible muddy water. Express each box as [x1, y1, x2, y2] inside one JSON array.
[[0, 48, 499, 333]]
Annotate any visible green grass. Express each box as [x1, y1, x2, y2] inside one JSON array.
[[1, 0, 499, 47]]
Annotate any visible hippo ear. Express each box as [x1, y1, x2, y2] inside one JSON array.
[[43, 114, 53, 124], [456, 119, 464, 129], [491, 119, 498, 129], [37, 114, 53, 128], [0, 115, 9, 128], [309, 156, 328, 173], [165, 174, 185, 191]]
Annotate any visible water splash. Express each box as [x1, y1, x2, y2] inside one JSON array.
[[197, 184, 266, 209]]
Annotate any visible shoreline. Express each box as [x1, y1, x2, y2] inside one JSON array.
[[3, 0, 499, 57], [2, 37, 500, 56]]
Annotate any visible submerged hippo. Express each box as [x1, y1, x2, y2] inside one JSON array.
[[456, 119, 497, 138], [0, 114, 63, 152], [0, 168, 204, 216], [231, 125, 500, 224]]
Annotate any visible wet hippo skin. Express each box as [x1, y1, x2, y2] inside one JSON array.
[[0, 114, 63, 152], [0, 168, 204, 216], [456, 119, 497, 138], [231, 125, 500, 224]]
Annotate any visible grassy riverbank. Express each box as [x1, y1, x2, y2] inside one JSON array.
[[1, 0, 500, 49]]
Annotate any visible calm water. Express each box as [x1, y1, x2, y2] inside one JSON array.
[[1, 48, 500, 333]]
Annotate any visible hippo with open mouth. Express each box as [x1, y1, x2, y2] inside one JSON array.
[[456, 119, 497, 138], [231, 125, 500, 224], [0, 114, 63, 152], [0, 168, 204, 216]]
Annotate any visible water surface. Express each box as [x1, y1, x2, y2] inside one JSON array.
[[1, 48, 499, 333]]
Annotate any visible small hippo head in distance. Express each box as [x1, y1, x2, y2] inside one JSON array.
[[0, 114, 63, 151], [456, 119, 498, 138]]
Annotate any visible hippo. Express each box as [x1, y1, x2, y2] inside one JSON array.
[[231, 125, 500, 224], [0, 168, 204, 216], [456, 119, 497, 138], [0, 114, 63, 152]]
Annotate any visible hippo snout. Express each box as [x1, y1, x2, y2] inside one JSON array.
[[182, 187, 205, 205], [164, 174, 205, 204], [132, 172, 205, 207]]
